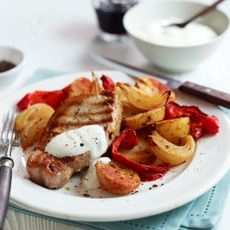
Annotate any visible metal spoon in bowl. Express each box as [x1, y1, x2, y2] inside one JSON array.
[[166, 0, 225, 28]]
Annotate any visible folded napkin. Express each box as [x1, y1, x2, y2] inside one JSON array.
[[9, 69, 230, 230]]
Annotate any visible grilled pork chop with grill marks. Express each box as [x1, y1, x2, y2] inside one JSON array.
[[27, 91, 122, 189]]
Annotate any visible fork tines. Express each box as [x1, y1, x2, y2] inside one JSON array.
[[0, 110, 16, 154]]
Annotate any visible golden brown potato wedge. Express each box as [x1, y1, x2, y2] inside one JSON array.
[[19, 117, 48, 149], [155, 117, 190, 144], [116, 82, 170, 111], [16, 103, 54, 132], [96, 161, 141, 195], [149, 130, 195, 165], [123, 107, 165, 130], [16, 103, 54, 149]]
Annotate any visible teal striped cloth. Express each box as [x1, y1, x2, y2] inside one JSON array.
[[10, 69, 230, 230]]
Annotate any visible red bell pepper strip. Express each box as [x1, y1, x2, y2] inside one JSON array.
[[112, 129, 169, 181], [165, 102, 219, 140], [101, 75, 115, 92], [16, 88, 69, 111]]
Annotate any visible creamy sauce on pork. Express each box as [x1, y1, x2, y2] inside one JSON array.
[[45, 124, 110, 190], [45, 125, 108, 159], [83, 157, 111, 189]]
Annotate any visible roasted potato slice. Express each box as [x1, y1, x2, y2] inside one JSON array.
[[20, 117, 48, 149], [96, 161, 141, 195], [16, 103, 54, 149], [123, 107, 165, 130], [155, 117, 190, 144], [116, 82, 170, 111], [16, 103, 54, 132], [149, 131, 195, 165]]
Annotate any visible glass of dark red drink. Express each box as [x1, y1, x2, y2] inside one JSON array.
[[93, 0, 137, 41]]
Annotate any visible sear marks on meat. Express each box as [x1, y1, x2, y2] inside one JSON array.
[[26, 92, 122, 189], [27, 149, 74, 189]]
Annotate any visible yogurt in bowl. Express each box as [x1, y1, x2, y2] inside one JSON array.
[[139, 18, 218, 47], [123, 0, 229, 73]]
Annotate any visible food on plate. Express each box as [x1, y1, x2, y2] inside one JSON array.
[[26, 88, 122, 189], [15, 103, 54, 149], [100, 75, 115, 92], [155, 117, 190, 144], [116, 82, 170, 111], [149, 130, 195, 165], [67, 77, 92, 98], [16, 76, 100, 111], [15, 103, 54, 132], [112, 128, 169, 181], [135, 77, 175, 101], [96, 161, 141, 195], [27, 149, 77, 188], [165, 102, 219, 140], [37, 92, 122, 141], [121, 130, 155, 164], [15, 73, 219, 195], [122, 106, 165, 130], [16, 89, 68, 112]]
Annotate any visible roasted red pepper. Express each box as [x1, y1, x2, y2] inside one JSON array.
[[101, 75, 115, 92], [166, 102, 219, 140], [16, 88, 69, 111], [112, 129, 169, 181]]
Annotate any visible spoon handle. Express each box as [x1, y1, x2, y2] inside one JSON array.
[[183, 0, 225, 27]]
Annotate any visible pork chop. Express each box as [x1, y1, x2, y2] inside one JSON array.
[[27, 91, 122, 189]]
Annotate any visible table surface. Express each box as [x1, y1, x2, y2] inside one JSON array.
[[0, 0, 230, 229]]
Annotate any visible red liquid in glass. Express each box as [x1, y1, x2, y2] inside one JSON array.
[[95, 1, 137, 35]]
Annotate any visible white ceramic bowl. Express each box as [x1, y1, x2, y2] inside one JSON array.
[[0, 46, 25, 80], [123, 0, 229, 73]]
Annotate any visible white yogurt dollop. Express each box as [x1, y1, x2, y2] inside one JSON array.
[[137, 18, 217, 47], [45, 125, 108, 159], [83, 157, 111, 189], [45, 124, 110, 190]]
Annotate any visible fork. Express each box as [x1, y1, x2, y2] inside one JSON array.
[[0, 110, 16, 230]]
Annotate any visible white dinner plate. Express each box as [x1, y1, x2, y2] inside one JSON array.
[[2, 71, 230, 222]]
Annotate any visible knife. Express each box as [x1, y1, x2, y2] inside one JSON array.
[[90, 52, 230, 108]]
